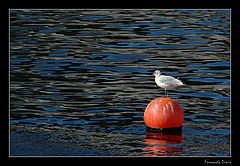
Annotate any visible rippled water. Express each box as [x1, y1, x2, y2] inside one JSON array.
[[10, 9, 230, 156]]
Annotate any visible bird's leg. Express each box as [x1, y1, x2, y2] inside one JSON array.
[[167, 90, 168, 98], [164, 88, 166, 97]]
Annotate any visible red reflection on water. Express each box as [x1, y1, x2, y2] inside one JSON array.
[[143, 131, 183, 156]]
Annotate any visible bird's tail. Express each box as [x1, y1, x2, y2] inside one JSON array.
[[179, 82, 184, 86], [176, 77, 185, 86]]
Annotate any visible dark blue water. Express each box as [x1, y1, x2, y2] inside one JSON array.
[[10, 9, 230, 156]]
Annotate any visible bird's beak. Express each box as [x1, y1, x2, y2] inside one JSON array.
[[152, 73, 154, 76]]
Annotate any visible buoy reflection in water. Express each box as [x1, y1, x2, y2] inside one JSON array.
[[143, 131, 183, 156]]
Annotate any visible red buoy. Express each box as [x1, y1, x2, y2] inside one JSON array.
[[144, 97, 184, 130]]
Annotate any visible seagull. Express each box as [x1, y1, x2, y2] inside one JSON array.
[[152, 70, 184, 97]]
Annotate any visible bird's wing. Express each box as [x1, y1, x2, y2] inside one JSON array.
[[158, 76, 182, 86]]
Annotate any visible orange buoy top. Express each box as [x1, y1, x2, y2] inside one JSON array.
[[144, 97, 184, 129]]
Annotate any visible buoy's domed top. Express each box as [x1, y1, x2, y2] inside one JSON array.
[[144, 97, 184, 129]]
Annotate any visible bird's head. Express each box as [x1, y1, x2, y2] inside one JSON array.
[[152, 70, 161, 77]]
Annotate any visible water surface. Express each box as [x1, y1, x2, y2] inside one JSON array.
[[10, 9, 230, 156]]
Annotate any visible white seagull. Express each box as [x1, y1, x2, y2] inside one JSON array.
[[152, 70, 184, 97]]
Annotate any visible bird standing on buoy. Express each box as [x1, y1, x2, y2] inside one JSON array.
[[152, 70, 184, 97]]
